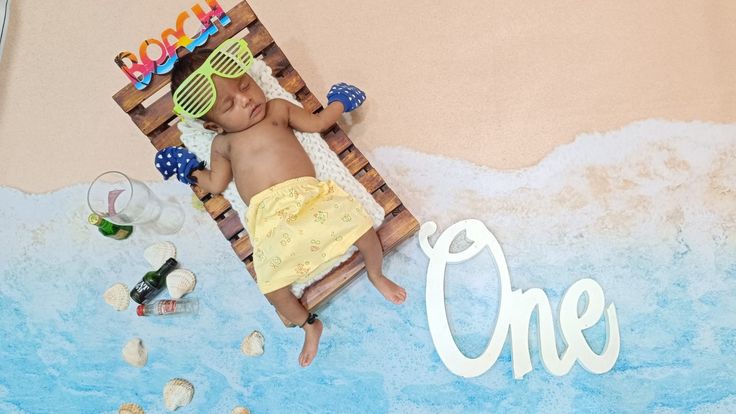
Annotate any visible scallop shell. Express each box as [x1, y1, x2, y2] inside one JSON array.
[[240, 331, 265, 357], [122, 337, 148, 368], [144, 241, 177, 269], [119, 402, 145, 414], [231, 407, 250, 414], [103, 283, 130, 311], [163, 378, 194, 411], [166, 269, 196, 299]]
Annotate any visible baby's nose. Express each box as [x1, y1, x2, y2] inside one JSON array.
[[236, 93, 251, 107]]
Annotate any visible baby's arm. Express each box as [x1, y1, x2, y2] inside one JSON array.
[[191, 137, 233, 195], [284, 82, 367, 133], [285, 99, 344, 133]]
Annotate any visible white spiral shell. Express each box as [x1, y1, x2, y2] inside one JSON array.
[[166, 269, 196, 299], [144, 241, 177, 269], [122, 337, 148, 368], [103, 283, 130, 311], [231, 407, 250, 414], [118, 402, 145, 414], [241, 331, 265, 357], [163, 378, 194, 411]]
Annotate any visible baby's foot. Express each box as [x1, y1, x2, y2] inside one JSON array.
[[369, 274, 407, 305], [299, 318, 323, 367]]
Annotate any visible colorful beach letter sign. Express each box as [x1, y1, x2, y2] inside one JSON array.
[[419, 220, 621, 379], [115, 0, 231, 90]]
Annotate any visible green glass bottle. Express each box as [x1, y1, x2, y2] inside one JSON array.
[[88, 213, 133, 240], [130, 258, 179, 304]]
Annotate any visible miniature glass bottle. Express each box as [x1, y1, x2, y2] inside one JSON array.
[[129, 258, 179, 304], [88, 213, 133, 240]]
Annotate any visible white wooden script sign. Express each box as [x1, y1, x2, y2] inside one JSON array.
[[418, 220, 621, 379]]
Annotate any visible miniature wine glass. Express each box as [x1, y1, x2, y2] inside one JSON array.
[[87, 171, 184, 234]]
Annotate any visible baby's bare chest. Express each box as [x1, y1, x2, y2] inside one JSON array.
[[229, 123, 305, 162], [226, 123, 316, 203]]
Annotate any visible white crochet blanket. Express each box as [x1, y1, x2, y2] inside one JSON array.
[[178, 58, 384, 298]]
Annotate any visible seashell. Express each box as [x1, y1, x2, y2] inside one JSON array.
[[166, 269, 196, 299], [119, 402, 145, 414], [163, 378, 194, 411], [231, 407, 250, 414], [122, 337, 148, 368], [144, 241, 177, 269], [240, 331, 265, 357], [104, 283, 130, 311]]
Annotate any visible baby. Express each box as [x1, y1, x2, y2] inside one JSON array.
[[156, 44, 406, 367]]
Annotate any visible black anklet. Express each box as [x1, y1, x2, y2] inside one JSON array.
[[299, 313, 318, 328]]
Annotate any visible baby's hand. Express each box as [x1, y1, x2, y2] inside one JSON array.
[[327, 82, 366, 112], [154, 146, 205, 185]]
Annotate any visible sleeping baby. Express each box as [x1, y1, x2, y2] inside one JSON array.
[[155, 39, 406, 367]]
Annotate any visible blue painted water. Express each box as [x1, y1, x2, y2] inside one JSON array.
[[1, 120, 734, 413]]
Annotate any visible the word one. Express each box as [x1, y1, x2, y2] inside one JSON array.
[[419, 220, 620, 379]]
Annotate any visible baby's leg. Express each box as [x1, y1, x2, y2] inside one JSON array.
[[264, 286, 323, 367], [354, 228, 407, 304]]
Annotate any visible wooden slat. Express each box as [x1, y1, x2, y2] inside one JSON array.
[[245, 260, 256, 280], [357, 167, 385, 194], [113, 1, 259, 112], [340, 147, 370, 174], [231, 236, 253, 261], [150, 123, 182, 149], [218, 212, 244, 239], [131, 92, 175, 134], [295, 88, 322, 113], [277, 68, 306, 95], [204, 195, 231, 219], [192, 185, 209, 200], [374, 187, 402, 216], [245, 20, 274, 56], [323, 128, 352, 153], [298, 252, 362, 312], [260, 44, 290, 75]]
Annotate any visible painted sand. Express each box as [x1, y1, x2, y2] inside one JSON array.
[[1, 119, 734, 413]]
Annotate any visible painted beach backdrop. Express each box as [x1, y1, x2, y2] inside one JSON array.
[[1, 120, 734, 413], [1, 0, 735, 412]]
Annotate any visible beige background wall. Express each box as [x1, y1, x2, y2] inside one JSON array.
[[0, 0, 734, 193]]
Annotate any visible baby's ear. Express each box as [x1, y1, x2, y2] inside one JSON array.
[[203, 121, 225, 135]]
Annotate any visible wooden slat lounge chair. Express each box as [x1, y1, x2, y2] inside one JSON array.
[[112, 0, 419, 326]]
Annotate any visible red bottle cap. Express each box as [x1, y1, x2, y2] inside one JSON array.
[[136, 304, 145, 316]]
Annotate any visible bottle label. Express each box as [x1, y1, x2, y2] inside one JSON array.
[[133, 280, 151, 295], [131, 279, 161, 304], [112, 228, 131, 240], [156, 300, 177, 315]]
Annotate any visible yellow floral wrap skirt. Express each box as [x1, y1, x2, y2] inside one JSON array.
[[245, 176, 374, 294]]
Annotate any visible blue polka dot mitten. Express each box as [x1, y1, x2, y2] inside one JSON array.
[[154, 146, 205, 185], [327, 82, 366, 112]]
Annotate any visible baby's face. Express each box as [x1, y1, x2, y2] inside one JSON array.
[[205, 73, 267, 133]]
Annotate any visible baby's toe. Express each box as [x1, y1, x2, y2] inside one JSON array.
[[301, 353, 314, 367]]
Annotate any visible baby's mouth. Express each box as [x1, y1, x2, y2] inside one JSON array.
[[250, 104, 263, 118]]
